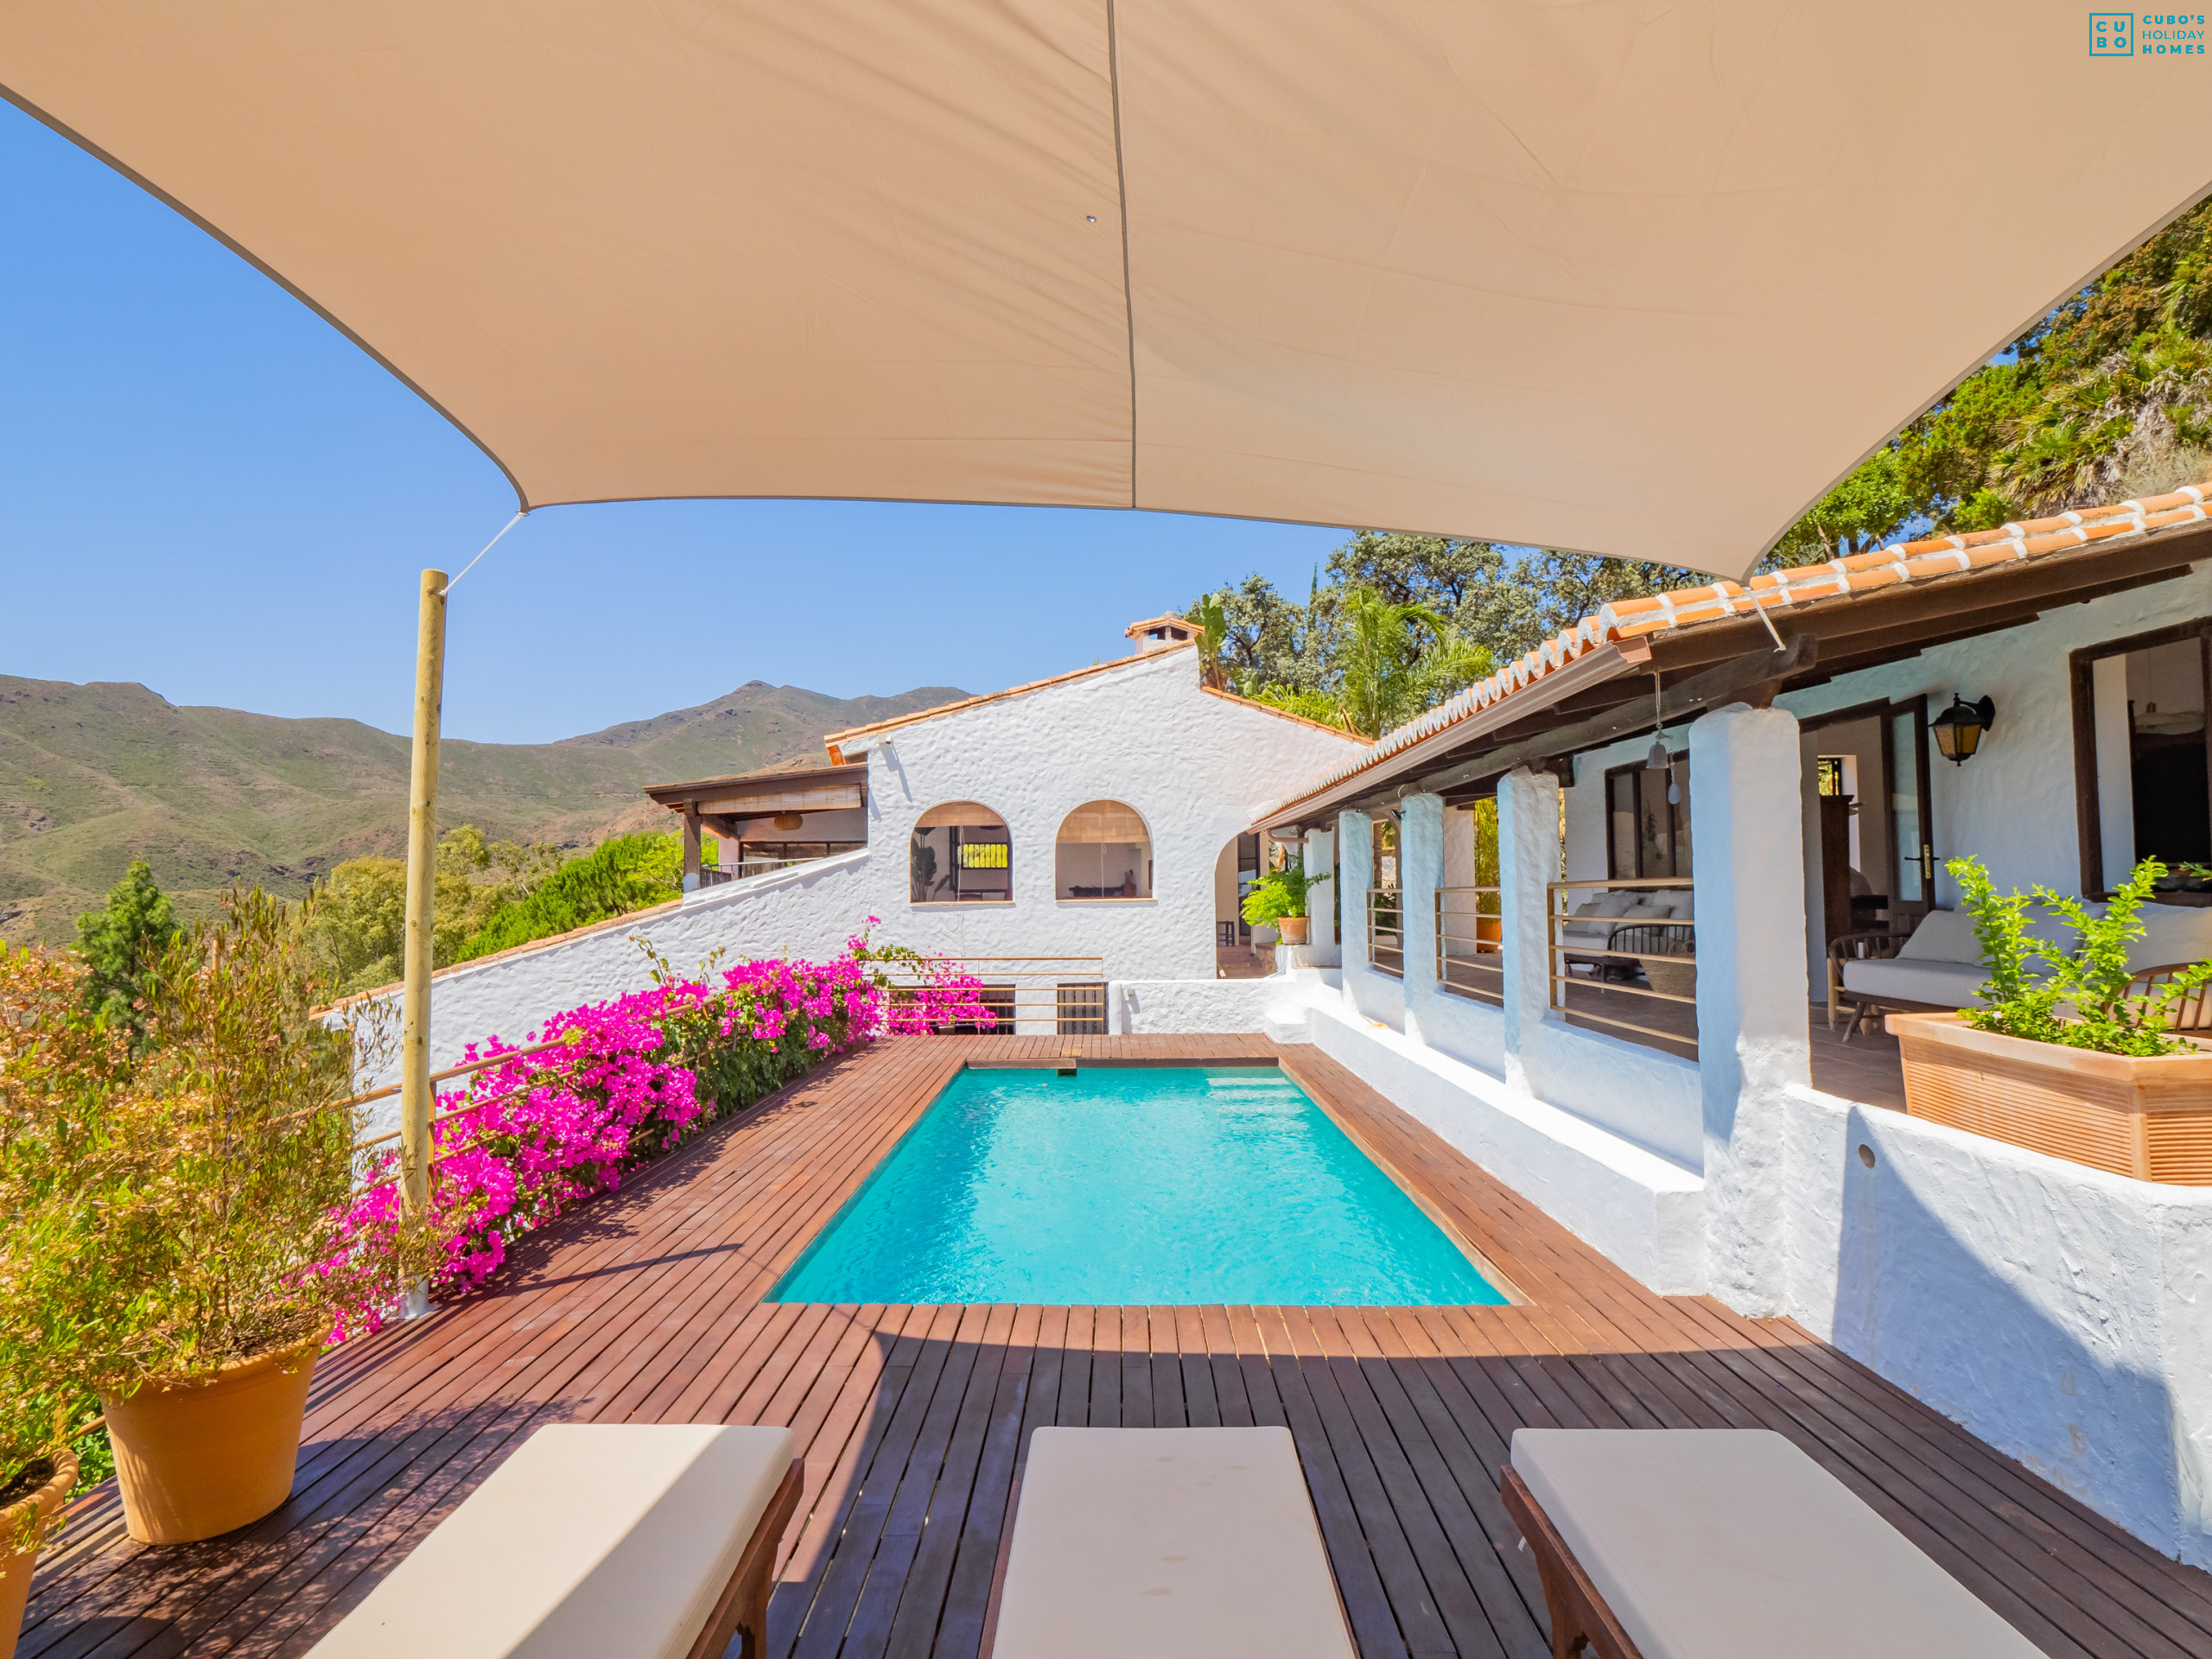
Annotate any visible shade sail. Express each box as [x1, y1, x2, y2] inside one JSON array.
[[5, 3, 2209, 577]]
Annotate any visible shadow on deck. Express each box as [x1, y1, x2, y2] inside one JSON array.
[[21, 1036, 2206, 1659]]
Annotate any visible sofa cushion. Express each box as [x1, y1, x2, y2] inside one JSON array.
[[1897, 909, 1980, 964], [1841, 957, 1987, 1008], [2130, 903, 2212, 973]]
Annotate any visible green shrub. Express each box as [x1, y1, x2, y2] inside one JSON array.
[[454, 832, 691, 962], [1951, 855, 2212, 1057], [1242, 856, 1331, 926]]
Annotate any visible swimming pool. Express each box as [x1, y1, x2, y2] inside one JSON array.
[[772, 1065, 1506, 1306]]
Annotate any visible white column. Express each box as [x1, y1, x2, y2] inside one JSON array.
[[1306, 828, 1338, 954], [1497, 766, 1561, 1098], [1401, 793, 1444, 1043], [1339, 810, 1374, 976], [1690, 702, 1812, 1317]]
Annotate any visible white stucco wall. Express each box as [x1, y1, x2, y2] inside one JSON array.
[[1781, 1083, 2212, 1569], [351, 647, 1363, 1125]]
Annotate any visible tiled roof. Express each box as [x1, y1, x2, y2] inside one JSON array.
[[823, 645, 1197, 754], [821, 637, 1370, 757], [1265, 480, 2212, 817]]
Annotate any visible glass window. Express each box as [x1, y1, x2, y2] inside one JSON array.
[[1889, 709, 1923, 904], [1055, 800, 1153, 899], [911, 801, 1012, 902], [1605, 754, 1691, 878]]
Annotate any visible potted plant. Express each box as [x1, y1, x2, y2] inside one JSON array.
[[0, 1395, 74, 1659], [1888, 857, 2212, 1182], [7, 892, 425, 1546], [1242, 859, 1331, 947]]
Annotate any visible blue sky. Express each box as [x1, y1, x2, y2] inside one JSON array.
[[0, 103, 1344, 747]]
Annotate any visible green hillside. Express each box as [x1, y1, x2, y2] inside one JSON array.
[[0, 677, 962, 945]]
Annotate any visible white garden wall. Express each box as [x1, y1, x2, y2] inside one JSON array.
[[1781, 1083, 2212, 1569], [349, 645, 1361, 1129]]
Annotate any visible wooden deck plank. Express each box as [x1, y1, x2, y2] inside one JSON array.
[[26, 1033, 2212, 1659]]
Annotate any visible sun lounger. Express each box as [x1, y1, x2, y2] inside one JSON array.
[[1502, 1428, 2042, 1658], [986, 1427, 1356, 1659], [308, 1424, 802, 1659]]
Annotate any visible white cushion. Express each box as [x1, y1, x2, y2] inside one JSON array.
[[1511, 1429, 2040, 1659], [1897, 909, 1981, 964], [308, 1423, 795, 1659], [1613, 903, 1672, 924], [1840, 957, 1988, 1008], [2129, 903, 2212, 973], [994, 1427, 1355, 1659]]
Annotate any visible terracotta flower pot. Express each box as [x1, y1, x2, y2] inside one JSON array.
[[99, 1336, 321, 1544], [1277, 916, 1310, 945], [1889, 1011, 2212, 1184], [0, 1447, 77, 1659]]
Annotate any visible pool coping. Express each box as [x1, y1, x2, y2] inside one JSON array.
[[762, 1054, 1527, 1306]]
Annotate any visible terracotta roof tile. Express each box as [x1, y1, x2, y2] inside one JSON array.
[[1264, 480, 2212, 818]]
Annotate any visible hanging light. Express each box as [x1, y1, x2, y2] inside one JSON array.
[[1929, 695, 1996, 765], [1643, 672, 1679, 801]]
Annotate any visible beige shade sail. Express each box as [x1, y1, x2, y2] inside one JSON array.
[[4, 3, 2209, 577]]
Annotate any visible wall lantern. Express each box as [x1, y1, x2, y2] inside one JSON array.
[[773, 811, 805, 831], [1930, 695, 1996, 765]]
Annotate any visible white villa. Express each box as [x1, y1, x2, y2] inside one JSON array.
[[372, 485, 2212, 1574]]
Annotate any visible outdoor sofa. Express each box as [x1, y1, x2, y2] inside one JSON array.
[[305, 1424, 802, 1659], [984, 1426, 1356, 1659], [1502, 1427, 2041, 1658], [1829, 903, 2212, 1040], [1557, 888, 1695, 985]]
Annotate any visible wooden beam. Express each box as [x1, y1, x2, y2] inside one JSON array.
[[1401, 632, 1818, 808]]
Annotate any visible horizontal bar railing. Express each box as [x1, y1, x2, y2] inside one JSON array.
[[1436, 885, 1503, 1007], [1366, 887, 1404, 977], [1547, 877, 1696, 1055]]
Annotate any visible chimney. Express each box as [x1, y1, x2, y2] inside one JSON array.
[[1123, 613, 1199, 656]]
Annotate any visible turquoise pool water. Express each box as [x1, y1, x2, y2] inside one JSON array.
[[772, 1065, 1505, 1306]]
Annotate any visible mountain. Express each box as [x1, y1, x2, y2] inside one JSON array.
[[0, 676, 963, 945]]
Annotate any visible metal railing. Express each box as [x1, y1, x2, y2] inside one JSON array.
[[866, 955, 1109, 1035], [1548, 877, 1696, 1055], [1366, 887, 1404, 976], [1436, 886, 1503, 1007], [696, 849, 860, 887]]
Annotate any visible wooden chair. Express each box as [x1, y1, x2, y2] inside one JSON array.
[[1824, 927, 1923, 1039]]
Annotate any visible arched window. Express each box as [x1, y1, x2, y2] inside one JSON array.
[[912, 801, 1011, 903], [1055, 800, 1153, 899]]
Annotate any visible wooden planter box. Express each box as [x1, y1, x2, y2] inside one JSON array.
[[1888, 1012, 2212, 1184]]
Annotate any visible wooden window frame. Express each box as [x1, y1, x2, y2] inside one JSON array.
[[2069, 617, 2212, 900], [1602, 752, 1688, 880]]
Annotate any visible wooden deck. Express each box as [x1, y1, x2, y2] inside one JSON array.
[[24, 1034, 2212, 1659]]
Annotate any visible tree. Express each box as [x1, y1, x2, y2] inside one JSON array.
[[451, 832, 688, 963], [306, 825, 567, 995], [73, 861, 181, 1044], [1765, 196, 2212, 564]]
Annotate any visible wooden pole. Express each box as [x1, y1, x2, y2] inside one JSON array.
[[398, 568, 448, 1319]]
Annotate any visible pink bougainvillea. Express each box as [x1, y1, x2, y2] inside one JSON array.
[[318, 931, 989, 1339]]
